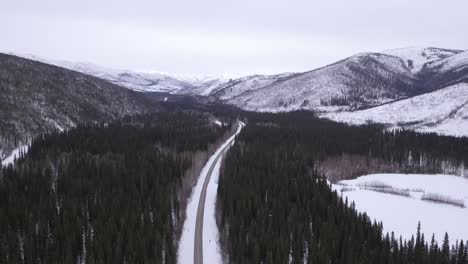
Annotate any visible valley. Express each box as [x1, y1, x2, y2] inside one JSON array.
[[1, 46, 467, 264], [7, 46, 467, 138], [3, 0, 468, 262]]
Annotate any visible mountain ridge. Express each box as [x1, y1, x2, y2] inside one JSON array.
[[0, 53, 157, 161], [4, 46, 468, 137]]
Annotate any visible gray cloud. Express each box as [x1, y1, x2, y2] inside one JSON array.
[[2, 0, 467, 75]]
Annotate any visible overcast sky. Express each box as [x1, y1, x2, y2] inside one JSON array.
[[2, 0, 467, 75]]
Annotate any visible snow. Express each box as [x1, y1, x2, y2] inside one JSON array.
[[203, 152, 223, 264], [212, 73, 295, 101], [1, 145, 29, 166], [382, 47, 461, 72], [45, 117, 65, 132], [178, 121, 244, 264], [164, 97, 168, 102], [333, 173, 468, 244], [7, 49, 468, 137], [222, 47, 465, 115], [429, 50, 468, 72], [226, 52, 418, 113], [5, 52, 217, 94], [323, 83, 468, 137]]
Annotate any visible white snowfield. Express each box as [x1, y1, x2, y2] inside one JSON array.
[[382, 47, 460, 72], [178, 121, 245, 264], [333, 173, 468, 244], [323, 83, 468, 137]]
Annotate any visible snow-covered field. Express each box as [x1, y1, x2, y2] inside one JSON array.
[[333, 173, 468, 244], [178, 122, 244, 264]]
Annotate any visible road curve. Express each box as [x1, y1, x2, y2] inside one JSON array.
[[194, 121, 244, 264]]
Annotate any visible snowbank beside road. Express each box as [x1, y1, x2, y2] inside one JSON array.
[[178, 121, 244, 264]]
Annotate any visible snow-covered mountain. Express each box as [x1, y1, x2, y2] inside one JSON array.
[[323, 83, 468, 137], [318, 48, 468, 137], [217, 53, 419, 112], [206, 47, 468, 137], [8, 47, 468, 137], [209, 73, 296, 101], [381, 47, 460, 73], [213, 47, 466, 112], [5, 52, 226, 94], [0, 53, 157, 161]]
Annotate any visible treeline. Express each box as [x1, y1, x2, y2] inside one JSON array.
[[217, 111, 468, 264], [0, 111, 230, 264], [243, 111, 468, 181]]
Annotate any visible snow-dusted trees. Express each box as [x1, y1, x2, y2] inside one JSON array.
[[217, 111, 468, 264], [421, 193, 465, 208], [0, 111, 230, 264]]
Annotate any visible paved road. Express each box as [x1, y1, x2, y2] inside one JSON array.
[[194, 121, 244, 264]]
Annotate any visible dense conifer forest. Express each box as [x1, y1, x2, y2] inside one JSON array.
[[1, 106, 467, 264], [217, 111, 468, 264], [242, 112, 468, 182], [0, 110, 231, 263]]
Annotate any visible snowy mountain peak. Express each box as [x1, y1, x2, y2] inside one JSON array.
[[4, 52, 233, 95], [382, 47, 463, 72]]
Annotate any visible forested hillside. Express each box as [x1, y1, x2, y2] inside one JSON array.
[[217, 111, 468, 263], [0, 53, 156, 161], [0, 111, 231, 263]]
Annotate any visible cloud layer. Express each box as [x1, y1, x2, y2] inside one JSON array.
[[2, 0, 467, 75]]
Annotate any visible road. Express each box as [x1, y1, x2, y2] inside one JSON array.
[[194, 121, 244, 264]]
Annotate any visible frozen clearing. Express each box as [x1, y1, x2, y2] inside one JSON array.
[[178, 121, 244, 264], [1, 145, 29, 166], [333, 173, 468, 244]]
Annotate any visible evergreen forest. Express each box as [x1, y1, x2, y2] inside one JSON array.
[[217, 111, 468, 264], [0, 110, 230, 264]]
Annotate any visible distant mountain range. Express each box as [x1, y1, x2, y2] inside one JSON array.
[[1, 46, 467, 161], [6, 53, 229, 95], [214, 47, 467, 112], [14, 48, 467, 108]]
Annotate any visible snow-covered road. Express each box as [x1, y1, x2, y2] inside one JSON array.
[[178, 121, 245, 264]]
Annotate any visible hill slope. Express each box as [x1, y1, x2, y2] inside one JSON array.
[[323, 82, 468, 137], [213, 47, 467, 112], [8, 47, 468, 137], [8, 53, 225, 95], [207, 47, 468, 136], [0, 53, 155, 161]]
